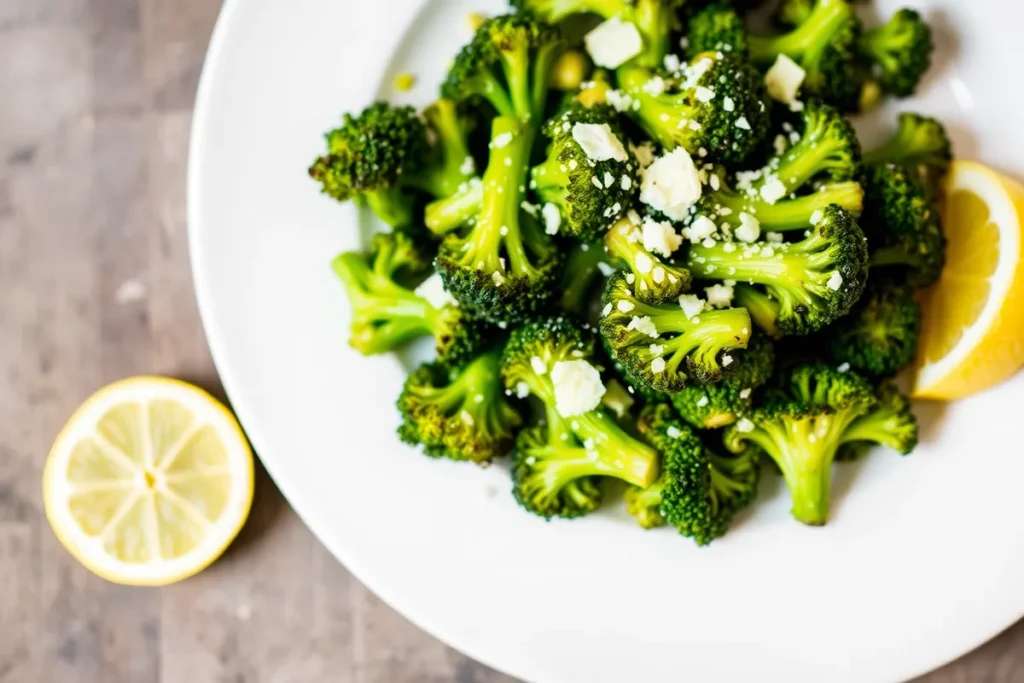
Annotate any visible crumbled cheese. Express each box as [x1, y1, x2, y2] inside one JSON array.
[[696, 395, 709, 408], [639, 148, 703, 221], [759, 178, 787, 205], [687, 215, 717, 243], [492, 131, 514, 149], [542, 202, 561, 235], [491, 271, 505, 285], [604, 171, 616, 188], [809, 209, 824, 225], [516, 381, 530, 399], [641, 216, 683, 257], [827, 271, 843, 291], [739, 388, 752, 399], [765, 232, 784, 243], [551, 360, 606, 417], [621, 175, 632, 191], [837, 362, 851, 373], [572, 123, 628, 162], [736, 417, 755, 433], [735, 116, 751, 130], [695, 86, 715, 103], [666, 426, 681, 439], [723, 96, 735, 112], [652, 267, 665, 283], [765, 55, 806, 105], [651, 357, 667, 374], [722, 354, 734, 367], [597, 262, 616, 277], [617, 300, 635, 313], [460, 410, 474, 426], [414, 273, 457, 310], [630, 142, 656, 168], [649, 344, 665, 356], [460, 156, 476, 176], [643, 75, 667, 96], [634, 252, 654, 275], [584, 17, 643, 69], [701, 237, 717, 249], [627, 315, 658, 338], [601, 303, 613, 317], [760, 245, 775, 258], [705, 284, 734, 308], [679, 294, 705, 320], [627, 209, 642, 226], [664, 53, 681, 73], [530, 356, 547, 375], [735, 212, 761, 243]]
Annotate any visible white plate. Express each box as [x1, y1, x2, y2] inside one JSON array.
[[188, 1, 1024, 681]]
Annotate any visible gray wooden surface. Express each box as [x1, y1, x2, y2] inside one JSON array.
[[0, 1, 1021, 681]]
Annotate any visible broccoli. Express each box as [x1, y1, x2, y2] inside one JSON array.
[[863, 112, 953, 194], [420, 99, 485, 236], [618, 54, 771, 163], [603, 215, 693, 304], [724, 363, 916, 525], [858, 9, 933, 98], [841, 380, 920, 455], [331, 233, 487, 364], [600, 271, 753, 392], [531, 103, 639, 240], [824, 278, 921, 376], [561, 242, 610, 317], [685, 205, 869, 336], [671, 333, 775, 428], [444, 13, 564, 124], [748, 0, 863, 110], [603, 334, 671, 404], [502, 317, 661, 518], [685, 3, 748, 60], [732, 284, 783, 339], [626, 403, 760, 545], [436, 117, 563, 323], [775, 0, 813, 27], [862, 163, 946, 288], [398, 348, 524, 463]]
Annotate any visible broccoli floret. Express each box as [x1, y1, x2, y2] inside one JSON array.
[[824, 278, 921, 376], [863, 112, 953, 194], [686, 205, 869, 335], [685, 3, 748, 59], [561, 242, 609, 317], [628, 403, 760, 544], [309, 102, 427, 228], [332, 233, 487, 364], [748, 0, 862, 110], [733, 284, 783, 339], [862, 164, 946, 288], [600, 271, 752, 392], [398, 349, 524, 463], [531, 103, 638, 240], [437, 117, 563, 323], [775, 0, 813, 27], [444, 14, 564, 124], [618, 54, 771, 163], [841, 380, 920, 454], [502, 318, 661, 518], [858, 9, 933, 98], [603, 334, 670, 404], [671, 333, 775, 428], [603, 216, 692, 304], [421, 99, 485, 236]]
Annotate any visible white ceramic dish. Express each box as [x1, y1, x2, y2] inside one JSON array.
[[188, 1, 1024, 681]]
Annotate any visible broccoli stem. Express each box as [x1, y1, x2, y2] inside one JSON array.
[[723, 182, 863, 231], [618, 67, 697, 150], [410, 99, 476, 198], [748, 0, 853, 63], [425, 179, 483, 236], [531, 154, 570, 207], [364, 188, 414, 228], [733, 285, 783, 339], [630, 0, 674, 68], [561, 244, 606, 314], [870, 245, 924, 269], [570, 411, 660, 488]]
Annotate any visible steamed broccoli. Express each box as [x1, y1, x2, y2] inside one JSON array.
[[841, 380, 920, 454], [733, 284, 783, 339], [398, 348, 524, 463], [748, 0, 863, 110], [858, 9, 933, 98], [603, 215, 692, 304], [561, 242, 609, 317], [502, 317, 661, 518], [332, 233, 486, 364], [601, 271, 753, 392], [671, 333, 775, 428], [685, 205, 869, 336], [626, 403, 760, 544], [421, 99, 485, 236], [685, 3, 748, 59], [531, 103, 638, 240], [863, 112, 953, 195], [775, 0, 813, 27], [437, 117, 563, 323], [824, 278, 921, 376], [444, 13, 565, 124], [618, 54, 771, 163]]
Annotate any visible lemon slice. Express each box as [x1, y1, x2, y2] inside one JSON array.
[[43, 377, 254, 586], [914, 161, 1024, 400]]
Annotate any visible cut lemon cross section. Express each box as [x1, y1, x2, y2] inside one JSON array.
[[914, 161, 1024, 400], [44, 377, 254, 586]]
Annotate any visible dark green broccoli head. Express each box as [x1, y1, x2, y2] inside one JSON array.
[[620, 54, 771, 163], [600, 272, 753, 392], [532, 103, 638, 240], [397, 349, 524, 463], [685, 3, 748, 59], [603, 216, 692, 304], [671, 333, 775, 428], [781, 361, 876, 410], [602, 334, 670, 404], [511, 422, 606, 519], [824, 277, 922, 376], [331, 233, 488, 364], [864, 112, 953, 195], [443, 13, 564, 123], [863, 163, 946, 288], [858, 9, 933, 98], [748, 0, 863, 110], [841, 380, 919, 454], [309, 102, 428, 227], [686, 205, 869, 336]]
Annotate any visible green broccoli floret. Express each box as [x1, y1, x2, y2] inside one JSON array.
[[561, 242, 609, 317], [502, 317, 661, 518], [603, 334, 670, 404], [685, 205, 869, 336], [748, 0, 863, 110], [421, 99, 485, 236], [601, 271, 752, 392], [444, 13, 564, 124], [671, 333, 775, 428], [309, 102, 427, 228], [398, 348, 524, 463], [685, 3, 748, 59], [603, 215, 692, 304], [862, 163, 946, 288], [437, 117, 563, 323], [824, 278, 921, 376], [618, 54, 771, 163], [863, 112, 953, 194], [775, 0, 813, 27], [531, 103, 638, 240], [627, 403, 760, 544], [732, 284, 783, 339], [858, 9, 933, 98], [331, 233, 487, 364], [841, 380, 920, 454]]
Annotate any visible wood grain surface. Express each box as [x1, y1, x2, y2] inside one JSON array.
[[0, 1, 1021, 681]]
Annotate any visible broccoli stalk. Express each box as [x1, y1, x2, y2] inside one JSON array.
[[561, 243, 609, 317], [603, 216, 692, 304], [858, 9, 933, 98], [733, 284, 783, 339]]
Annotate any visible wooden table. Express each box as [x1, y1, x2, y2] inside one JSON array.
[[1, 1, 1021, 681]]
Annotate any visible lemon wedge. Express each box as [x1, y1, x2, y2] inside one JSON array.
[[43, 377, 254, 586], [914, 161, 1024, 400]]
